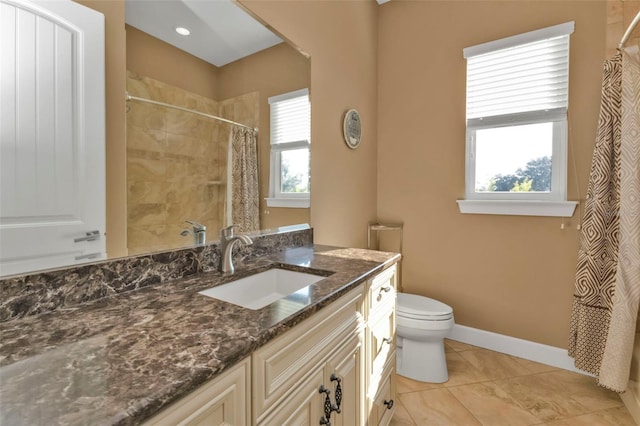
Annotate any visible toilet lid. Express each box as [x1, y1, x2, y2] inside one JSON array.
[[397, 293, 453, 319]]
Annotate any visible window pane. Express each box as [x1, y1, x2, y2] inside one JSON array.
[[281, 148, 310, 193], [475, 122, 553, 193]]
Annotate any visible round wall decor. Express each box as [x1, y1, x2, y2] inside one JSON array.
[[343, 109, 362, 149]]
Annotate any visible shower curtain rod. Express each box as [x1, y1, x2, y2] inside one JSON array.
[[125, 93, 257, 132], [619, 11, 640, 49]]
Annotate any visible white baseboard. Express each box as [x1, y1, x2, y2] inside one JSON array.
[[448, 324, 590, 375], [621, 381, 640, 425]]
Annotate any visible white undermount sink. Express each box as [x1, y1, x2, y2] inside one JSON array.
[[198, 268, 326, 310]]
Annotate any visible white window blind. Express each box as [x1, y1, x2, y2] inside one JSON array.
[[268, 88, 310, 145], [464, 22, 574, 122]]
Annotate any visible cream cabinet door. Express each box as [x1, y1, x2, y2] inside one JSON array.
[[144, 358, 250, 426], [323, 332, 364, 426], [369, 361, 397, 426], [257, 368, 324, 426]]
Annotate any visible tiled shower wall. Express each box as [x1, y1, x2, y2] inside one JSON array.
[[126, 72, 259, 255], [607, 0, 640, 57]]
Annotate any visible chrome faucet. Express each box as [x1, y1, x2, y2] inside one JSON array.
[[180, 220, 207, 246], [219, 225, 253, 274]]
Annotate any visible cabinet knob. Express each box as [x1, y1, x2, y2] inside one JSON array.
[[384, 399, 394, 410], [382, 337, 393, 345], [381, 286, 392, 293]]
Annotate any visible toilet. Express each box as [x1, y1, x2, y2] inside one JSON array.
[[396, 292, 455, 383]]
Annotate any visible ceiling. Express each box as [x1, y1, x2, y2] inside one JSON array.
[[125, 0, 283, 67]]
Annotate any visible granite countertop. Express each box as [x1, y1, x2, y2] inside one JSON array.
[[0, 245, 399, 425]]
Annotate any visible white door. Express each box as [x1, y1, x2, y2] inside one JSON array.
[[0, 0, 105, 277]]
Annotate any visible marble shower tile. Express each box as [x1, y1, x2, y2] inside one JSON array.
[[126, 102, 166, 130], [126, 126, 166, 152], [127, 157, 167, 182]]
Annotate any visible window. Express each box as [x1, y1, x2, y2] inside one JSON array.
[[266, 88, 311, 208], [457, 22, 578, 217]]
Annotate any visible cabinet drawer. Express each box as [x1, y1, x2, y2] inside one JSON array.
[[253, 285, 364, 422], [367, 307, 395, 389], [367, 265, 396, 320], [143, 357, 250, 426], [370, 361, 396, 426]]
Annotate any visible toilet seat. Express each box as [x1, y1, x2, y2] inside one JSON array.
[[397, 293, 453, 321]]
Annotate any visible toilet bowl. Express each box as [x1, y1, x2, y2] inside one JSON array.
[[396, 292, 454, 383]]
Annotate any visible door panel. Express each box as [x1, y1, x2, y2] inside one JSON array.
[[325, 333, 364, 426], [0, 0, 105, 276]]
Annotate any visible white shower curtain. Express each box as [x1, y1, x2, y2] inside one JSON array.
[[227, 127, 260, 233], [569, 45, 640, 392]]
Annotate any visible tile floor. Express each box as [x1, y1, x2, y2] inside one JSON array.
[[391, 339, 636, 426]]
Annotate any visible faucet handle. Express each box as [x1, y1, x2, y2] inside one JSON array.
[[221, 225, 236, 238], [185, 220, 206, 232]]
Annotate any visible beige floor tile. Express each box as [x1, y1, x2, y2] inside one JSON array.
[[400, 388, 482, 425], [510, 356, 561, 374], [493, 374, 591, 422], [536, 370, 623, 412], [458, 348, 540, 380], [445, 341, 455, 353], [540, 406, 636, 426], [445, 339, 476, 352], [443, 351, 490, 387], [390, 398, 417, 425], [448, 381, 541, 425], [397, 373, 443, 394]]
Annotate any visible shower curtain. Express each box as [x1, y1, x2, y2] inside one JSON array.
[[227, 126, 260, 233], [569, 45, 640, 393]]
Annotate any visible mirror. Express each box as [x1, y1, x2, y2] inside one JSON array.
[[124, 0, 311, 256], [126, 0, 310, 255], [0, 0, 311, 277]]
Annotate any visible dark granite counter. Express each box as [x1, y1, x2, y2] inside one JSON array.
[[0, 245, 399, 425]]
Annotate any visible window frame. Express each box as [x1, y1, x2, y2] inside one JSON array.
[[266, 88, 310, 209], [465, 108, 568, 202], [459, 22, 578, 217]]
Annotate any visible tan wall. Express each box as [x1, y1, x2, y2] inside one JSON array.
[[239, 0, 379, 247], [216, 43, 311, 230], [126, 25, 219, 101], [74, 0, 128, 259], [377, 0, 607, 349]]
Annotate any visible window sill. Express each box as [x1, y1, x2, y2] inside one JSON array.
[[457, 200, 578, 217], [265, 197, 310, 208]]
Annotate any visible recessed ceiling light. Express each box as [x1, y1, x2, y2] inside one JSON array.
[[175, 26, 190, 36]]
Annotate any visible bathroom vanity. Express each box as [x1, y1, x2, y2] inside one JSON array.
[[144, 264, 397, 426], [0, 227, 399, 425]]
